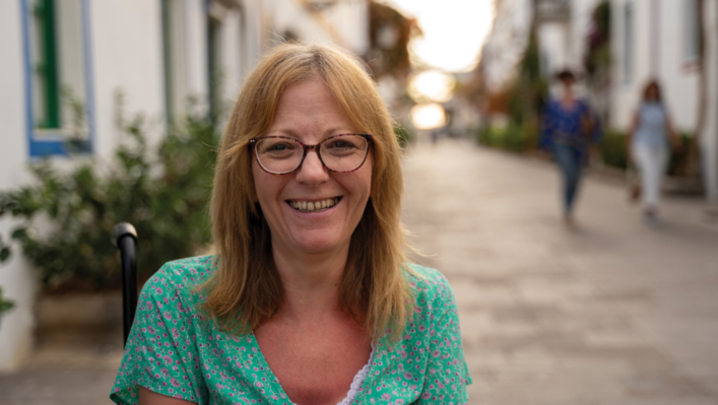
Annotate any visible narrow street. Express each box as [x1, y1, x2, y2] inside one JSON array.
[[1, 138, 717, 405], [402, 139, 718, 404]]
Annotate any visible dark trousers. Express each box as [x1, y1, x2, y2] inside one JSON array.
[[553, 144, 583, 215]]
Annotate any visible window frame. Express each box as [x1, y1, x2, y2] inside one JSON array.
[[20, 0, 96, 157]]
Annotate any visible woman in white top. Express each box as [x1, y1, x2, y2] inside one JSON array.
[[628, 80, 680, 225]]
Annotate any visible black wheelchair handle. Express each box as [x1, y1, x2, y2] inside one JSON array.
[[113, 222, 138, 347], [112, 222, 137, 248]]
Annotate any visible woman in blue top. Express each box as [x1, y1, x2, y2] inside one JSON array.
[[110, 43, 471, 405], [540, 70, 600, 226], [628, 80, 679, 226]]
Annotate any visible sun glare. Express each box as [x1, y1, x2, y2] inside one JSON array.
[[407, 70, 455, 103], [411, 103, 447, 130], [381, 0, 494, 72]]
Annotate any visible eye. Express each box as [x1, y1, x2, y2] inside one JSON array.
[[267, 143, 291, 151], [258, 139, 299, 154], [324, 138, 359, 150]]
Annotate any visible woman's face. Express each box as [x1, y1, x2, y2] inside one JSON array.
[[646, 85, 659, 101], [251, 78, 373, 257]]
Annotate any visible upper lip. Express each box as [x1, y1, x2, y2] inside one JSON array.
[[286, 196, 341, 202]]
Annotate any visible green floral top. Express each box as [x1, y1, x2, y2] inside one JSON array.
[[110, 255, 472, 405]]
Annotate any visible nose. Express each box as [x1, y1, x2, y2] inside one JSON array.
[[295, 149, 329, 186]]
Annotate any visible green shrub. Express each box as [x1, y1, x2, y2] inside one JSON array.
[[599, 131, 628, 169], [476, 122, 537, 153], [667, 133, 693, 176], [598, 131, 694, 174], [0, 108, 218, 293], [394, 125, 412, 147]]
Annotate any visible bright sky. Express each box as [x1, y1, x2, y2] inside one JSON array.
[[380, 0, 495, 73]]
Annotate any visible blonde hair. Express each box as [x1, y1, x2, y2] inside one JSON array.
[[203, 43, 413, 341]]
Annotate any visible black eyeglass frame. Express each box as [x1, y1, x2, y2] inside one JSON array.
[[248, 133, 374, 175]]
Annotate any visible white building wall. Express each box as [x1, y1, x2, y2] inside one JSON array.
[[90, 0, 167, 158], [701, 0, 718, 201], [611, 0, 700, 132], [184, 0, 210, 100], [481, 0, 533, 93], [537, 22, 570, 75], [0, 0, 38, 372]]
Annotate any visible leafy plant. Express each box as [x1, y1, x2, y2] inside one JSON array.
[[476, 122, 537, 153], [0, 95, 219, 293], [394, 125, 412, 147]]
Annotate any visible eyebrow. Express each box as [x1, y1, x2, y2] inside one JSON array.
[[268, 127, 351, 138]]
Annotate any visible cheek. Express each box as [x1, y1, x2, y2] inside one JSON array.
[[251, 160, 281, 205]]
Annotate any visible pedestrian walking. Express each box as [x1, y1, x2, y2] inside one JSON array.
[[540, 70, 601, 226], [627, 80, 680, 226]]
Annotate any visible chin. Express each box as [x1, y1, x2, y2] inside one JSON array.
[[292, 232, 347, 254]]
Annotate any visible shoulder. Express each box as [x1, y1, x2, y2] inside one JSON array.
[[141, 255, 217, 302], [404, 263, 459, 319]]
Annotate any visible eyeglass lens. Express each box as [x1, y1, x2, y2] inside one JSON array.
[[254, 135, 369, 174]]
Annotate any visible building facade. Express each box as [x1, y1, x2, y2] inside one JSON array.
[[0, 0, 368, 371], [481, 0, 718, 201]]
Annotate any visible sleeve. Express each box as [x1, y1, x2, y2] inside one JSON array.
[[417, 277, 472, 404], [539, 101, 555, 151], [110, 265, 208, 405]]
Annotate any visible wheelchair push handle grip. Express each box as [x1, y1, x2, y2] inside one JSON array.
[[112, 222, 137, 247], [113, 222, 138, 347]]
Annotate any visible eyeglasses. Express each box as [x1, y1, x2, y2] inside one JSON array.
[[249, 133, 373, 175]]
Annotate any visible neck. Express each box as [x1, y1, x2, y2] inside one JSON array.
[[562, 89, 574, 102], [271, 243, 350, 323]]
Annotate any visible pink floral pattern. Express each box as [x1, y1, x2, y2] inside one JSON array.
[[110, 255, 472, 404]]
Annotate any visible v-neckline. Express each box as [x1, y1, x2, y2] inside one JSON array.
[[246, 331, 375, 405]]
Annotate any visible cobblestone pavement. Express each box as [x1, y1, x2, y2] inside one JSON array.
[[402, 139, 718, 405], [1, 138, 717, 405]]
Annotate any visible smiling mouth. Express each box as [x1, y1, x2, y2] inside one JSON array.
[[287, 197, 341, 213]]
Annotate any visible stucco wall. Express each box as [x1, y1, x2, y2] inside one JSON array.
[[611, 0, 699, 132], [0, 0, 39, 372]]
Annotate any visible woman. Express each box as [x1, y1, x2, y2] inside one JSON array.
[[110, 43, 471, 405], [540, 70, 600, 226], [628, 80, 679, 226]]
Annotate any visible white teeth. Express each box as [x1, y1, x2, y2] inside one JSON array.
[[290, 198, 339, 212]]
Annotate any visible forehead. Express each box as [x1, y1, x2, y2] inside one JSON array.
[[266, 78, 358, 141]]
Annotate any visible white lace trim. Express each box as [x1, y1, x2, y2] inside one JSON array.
[[335, 346, 374, 405]]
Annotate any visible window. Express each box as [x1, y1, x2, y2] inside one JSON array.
[[30, 0, 59, 129], [683, 0, 700, 62], [622, 2, 634, 84], [22, 0, 95, 156]]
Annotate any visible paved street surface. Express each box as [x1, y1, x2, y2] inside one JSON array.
[[402, 139, 718, 404], [1, 138, 717, 404]]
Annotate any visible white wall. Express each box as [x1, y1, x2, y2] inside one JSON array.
[[701, 0, 718, 201], [481, 0, 532, 93], [0, 0, 38, 372], [611, 0, 699, 132], [90, 0, 166, 159], [537, 21, 570, 75]]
